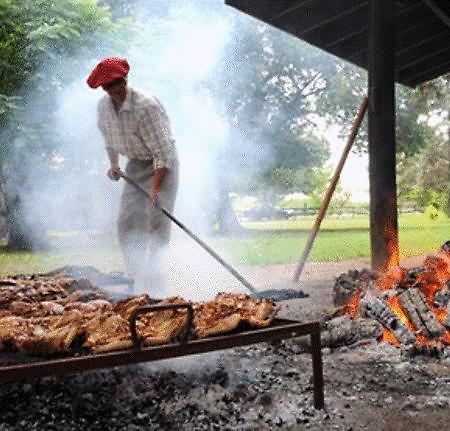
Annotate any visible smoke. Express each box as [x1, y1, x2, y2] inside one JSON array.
[[3, 0, 265, 298]]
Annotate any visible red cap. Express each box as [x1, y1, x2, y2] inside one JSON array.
[[87, 57, 130, 89]]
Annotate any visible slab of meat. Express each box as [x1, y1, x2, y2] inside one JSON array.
[[193, 293, 279, 339], [83, 311, 133, 353], [136, 297, 191, 346], [0, 316, 30, 351], [14, 311, 84, 356], [113, 294, 150, 319]]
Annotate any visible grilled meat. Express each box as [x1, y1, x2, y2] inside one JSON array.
[[113, 294, 150, 319], [14, 311, 83, 356], [136, 297, 190, 346], [83, 311, 133, 353], [193, 293, 279, 339]]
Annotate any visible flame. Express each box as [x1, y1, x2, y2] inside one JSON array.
[[345, 241, 450, 347], [381, 219, 399, 273], [377, 266, 406, 291], [343, 290, 361, 318]]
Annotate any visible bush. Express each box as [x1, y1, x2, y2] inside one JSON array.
[[424, 205, 447, 221]]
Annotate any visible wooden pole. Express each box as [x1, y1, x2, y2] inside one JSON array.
[[292, 96, 368, 283], [368, 0, 398, 272]]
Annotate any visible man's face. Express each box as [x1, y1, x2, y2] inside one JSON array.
[[102, 78, 126, 101]]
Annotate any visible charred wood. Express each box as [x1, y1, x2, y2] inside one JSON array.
[[434, 287, 450, 309], [446, 302, 450, 331], [399, 288, 445, 340], [332, 269, 377, 306], [360, 294, 416, 345], [404, 340, 444, 358], [45, 266, 134, 288], [294, 316, 383, 349]]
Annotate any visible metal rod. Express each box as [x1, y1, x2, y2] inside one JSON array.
[[0, 320, 324, 409], [118, 172, 258, 294], [310, 327, 325, 409], [293, 96, 368, 283]]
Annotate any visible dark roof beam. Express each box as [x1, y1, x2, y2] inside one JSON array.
[[395, 1, 435, 30], [269, 0, 315, 21], [396, 17, 448, 51], [396, 32, 450, 70], [397, 49, 450, 82], [423, 0, 450, 28], [327, 32, 368, 66], [225, 0, 298, 23], [272, 0, 367, 37], [304, 10, 368, 51], [406, 60, 450, 86], [346, 17, 448, 64]]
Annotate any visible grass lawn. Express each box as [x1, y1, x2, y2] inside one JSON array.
[[0, 213, 448, 275], [211, 213, 450, 265]]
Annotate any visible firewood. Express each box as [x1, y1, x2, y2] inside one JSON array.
[[398, 288, 445, 339], [293, 316, 383, 349], [434, 287, 450, 309], [445, 302, 450, 331], [360, 293, 416, 345]]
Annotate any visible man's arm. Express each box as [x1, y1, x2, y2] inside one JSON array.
[[150, 167, 167, 203], [106, 148, 121, 180]]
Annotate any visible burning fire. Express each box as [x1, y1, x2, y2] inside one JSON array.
[[343, 240, 450, 347]]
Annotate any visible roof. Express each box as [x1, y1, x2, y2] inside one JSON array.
[[225, 0, 450, 87]]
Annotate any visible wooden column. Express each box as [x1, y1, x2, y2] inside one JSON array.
[[368, 0, 398, 272]]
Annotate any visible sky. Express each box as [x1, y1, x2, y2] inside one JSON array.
[[322, 126, 369, 203]]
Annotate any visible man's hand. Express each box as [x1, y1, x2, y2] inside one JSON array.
[[149, 185, 159, 206], [107, 166, 121, 181]]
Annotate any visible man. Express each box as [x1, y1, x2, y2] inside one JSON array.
[[87, 57, 179, 291]]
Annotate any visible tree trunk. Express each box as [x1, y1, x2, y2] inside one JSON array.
[[214, 188, 243, 235], [0, 178, 6, 240], [447, 111, 450, 217], [5, 193, 48, 251]]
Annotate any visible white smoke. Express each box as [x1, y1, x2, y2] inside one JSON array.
[[33, 0, 257, 299]]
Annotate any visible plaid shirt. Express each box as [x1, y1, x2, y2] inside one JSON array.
[[97, 87, 176, 169]]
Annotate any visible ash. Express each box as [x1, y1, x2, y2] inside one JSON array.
[[2, 341, 450, 430]]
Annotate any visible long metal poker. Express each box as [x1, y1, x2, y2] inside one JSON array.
[[118, 171, 258, 294]]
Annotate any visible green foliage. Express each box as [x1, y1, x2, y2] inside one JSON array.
[[424, 205, 447, 221], [397, 133, 449, 211], [306, 166, 350, 209], [208, 18, 332, 197], [0, 0, 127, 249]]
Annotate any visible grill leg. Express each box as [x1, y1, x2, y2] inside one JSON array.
[[310, 326, 324, 409]]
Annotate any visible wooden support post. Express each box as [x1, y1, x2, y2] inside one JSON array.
[[368, 0, 398, 272]]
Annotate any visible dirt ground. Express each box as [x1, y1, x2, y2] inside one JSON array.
[[3, 255, 450, 431]]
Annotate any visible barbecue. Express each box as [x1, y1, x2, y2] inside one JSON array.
[[0, 277, 283, 355], [0, 270, 324, 409]]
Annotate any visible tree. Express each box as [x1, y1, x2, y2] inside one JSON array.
[[0, 0, 123, 249], [413, 75, 450, 213], [208, 17, 334, 232]]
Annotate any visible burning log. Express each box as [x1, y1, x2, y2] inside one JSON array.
[[292, 315, 382, 349], [434, 287, 450, 309], [359, 293, 416, 345], [398, 288, 445, 339], [332, 269, 377, 306], [446, 303, 450, 331], [405, 340, 444, 358]]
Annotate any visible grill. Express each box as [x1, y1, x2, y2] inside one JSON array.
[[0, 311, 324, 409]]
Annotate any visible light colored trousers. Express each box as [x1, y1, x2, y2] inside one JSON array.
[[117, 158, 179, 289]]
